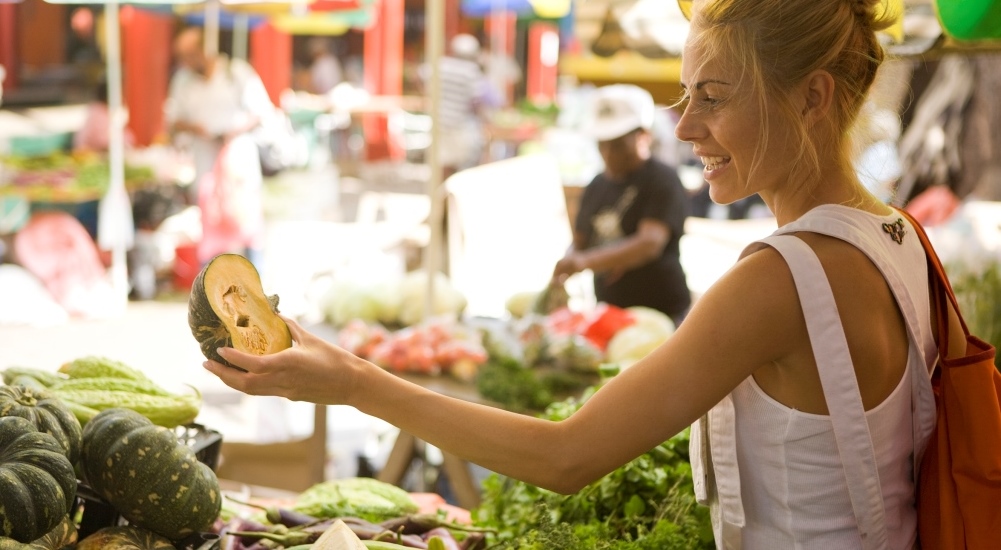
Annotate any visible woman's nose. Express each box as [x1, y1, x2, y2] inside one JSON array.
[[674, 104, 702, 144]]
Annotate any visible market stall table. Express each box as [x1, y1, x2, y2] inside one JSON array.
[[310, 322, 494, 510]]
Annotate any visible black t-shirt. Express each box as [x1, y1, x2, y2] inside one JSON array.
[[575, 158, 692, 317]]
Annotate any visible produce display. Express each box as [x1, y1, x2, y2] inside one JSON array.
[[188, 254, 293, 370], [320, 270, 468, 329], [0, 151, 155, 203], [214, 481, 488, 550], [332, 292, 675, 412], [4, 358, 203, 428], [473, 387, 713, 550]]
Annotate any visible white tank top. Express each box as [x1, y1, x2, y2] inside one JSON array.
[[690, 205, 938, 550]]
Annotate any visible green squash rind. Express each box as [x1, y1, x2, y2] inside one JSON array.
[[187, 258, 234, 367], [0, 515, 77, 550], [80, 409, 221, 541], [75, 525, 176, 550], [0, 417, 77, 544], [0, 385, 83, 464]]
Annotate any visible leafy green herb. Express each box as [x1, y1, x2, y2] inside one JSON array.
[[472, 386, 713, 549]]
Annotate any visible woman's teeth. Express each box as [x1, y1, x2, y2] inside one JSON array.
[[701, 156, 728, 170]]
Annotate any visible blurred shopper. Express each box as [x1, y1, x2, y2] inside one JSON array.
[[307, 37, 343, 95], [553, 84, 692, 327], [73, 80, 136, 154], [165, 27, 271, 268], [437, 34, 490, 177]]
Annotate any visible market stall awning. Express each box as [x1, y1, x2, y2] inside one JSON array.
[[460, 0, 570, 19], [169, 0, 377, 33]]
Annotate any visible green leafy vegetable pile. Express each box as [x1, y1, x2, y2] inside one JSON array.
[[475, 356, 591, 413], [472, 386, 714, 549]]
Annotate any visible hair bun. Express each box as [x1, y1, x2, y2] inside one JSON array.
[[852, 0, 876, 19]]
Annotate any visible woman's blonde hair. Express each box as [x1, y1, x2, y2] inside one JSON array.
[[686, 0, 896, 186]]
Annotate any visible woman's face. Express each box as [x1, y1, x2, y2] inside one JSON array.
[[674, 39, 794, 206]]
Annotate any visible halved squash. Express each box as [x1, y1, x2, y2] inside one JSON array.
[[187, 254, 292, 370]]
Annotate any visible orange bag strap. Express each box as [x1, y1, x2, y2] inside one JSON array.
[[894, 208, 970, 356]]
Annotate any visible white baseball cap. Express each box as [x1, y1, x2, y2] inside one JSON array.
[[583, 84, 656, 142]]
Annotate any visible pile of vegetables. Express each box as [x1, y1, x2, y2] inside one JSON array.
[[0, 151, 155, 202], [472, 386, 713, 550], [473, 304, 675, 412], [338, 319, 488, 381], [0, 357, 221, 549], [4, 357, 202, 428], [321, 271, 467, 329], [212, 478, 488, 549]]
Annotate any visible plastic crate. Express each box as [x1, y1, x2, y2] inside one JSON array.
[[75, 423, 223, 541]]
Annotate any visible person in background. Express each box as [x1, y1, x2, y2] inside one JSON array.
[[436, 33, 490, 178], [553, 84, 692, 328], [165, 27, 272, 268], [205, 1, 947, 547], [307, 37, 343, 96], [73, 80, 136, 154]]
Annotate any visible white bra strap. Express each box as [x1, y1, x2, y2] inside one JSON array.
[[760, 235, 888, 549]]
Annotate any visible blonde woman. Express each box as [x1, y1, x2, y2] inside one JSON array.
[[206, 1, 958, 547]]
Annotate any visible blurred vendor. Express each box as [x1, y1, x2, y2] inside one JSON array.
[[553, 85, 692, 327]]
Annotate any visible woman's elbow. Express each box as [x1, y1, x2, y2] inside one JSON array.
[[538, 454, 602, 494]]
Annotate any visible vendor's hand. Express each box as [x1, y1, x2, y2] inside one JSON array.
[[202, 316, 365, 406], [552, 252, 586, 285]]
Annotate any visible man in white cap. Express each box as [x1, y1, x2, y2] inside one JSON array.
[[553, 84, 692, 327]]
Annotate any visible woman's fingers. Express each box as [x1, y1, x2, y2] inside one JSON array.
[[281, 315, 310, 344], [202, 358, 256, 393]]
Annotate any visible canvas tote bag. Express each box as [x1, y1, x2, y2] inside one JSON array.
[[898, 209, 1001, 549]]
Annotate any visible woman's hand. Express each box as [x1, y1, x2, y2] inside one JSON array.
[[202, 316, 365, 406]]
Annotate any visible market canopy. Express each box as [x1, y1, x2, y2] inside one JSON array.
[[459, 0, 570, 19], [168, 0, 378, 34]]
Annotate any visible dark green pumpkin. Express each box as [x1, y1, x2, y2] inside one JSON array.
[[80, 408, 221, 541], [188, 253, 292, 369], [75, 525, 176, 550], [0, 416, 77, 543], [0, 516, 77, 550], [0, 385, 82, 464]]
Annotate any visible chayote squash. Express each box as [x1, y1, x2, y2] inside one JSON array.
[[80, 408, 221, 541], [0, 417, 77, 543]]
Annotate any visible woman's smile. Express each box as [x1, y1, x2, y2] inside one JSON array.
[[700, 155, 731, 179]]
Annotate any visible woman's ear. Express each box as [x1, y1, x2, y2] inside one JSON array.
[[801, 69, 835, 125]]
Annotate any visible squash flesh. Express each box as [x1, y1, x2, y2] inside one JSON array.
[[188, 254, 292, 369]]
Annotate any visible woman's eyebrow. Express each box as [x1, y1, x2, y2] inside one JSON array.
[[679, 79, 732, 91]]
